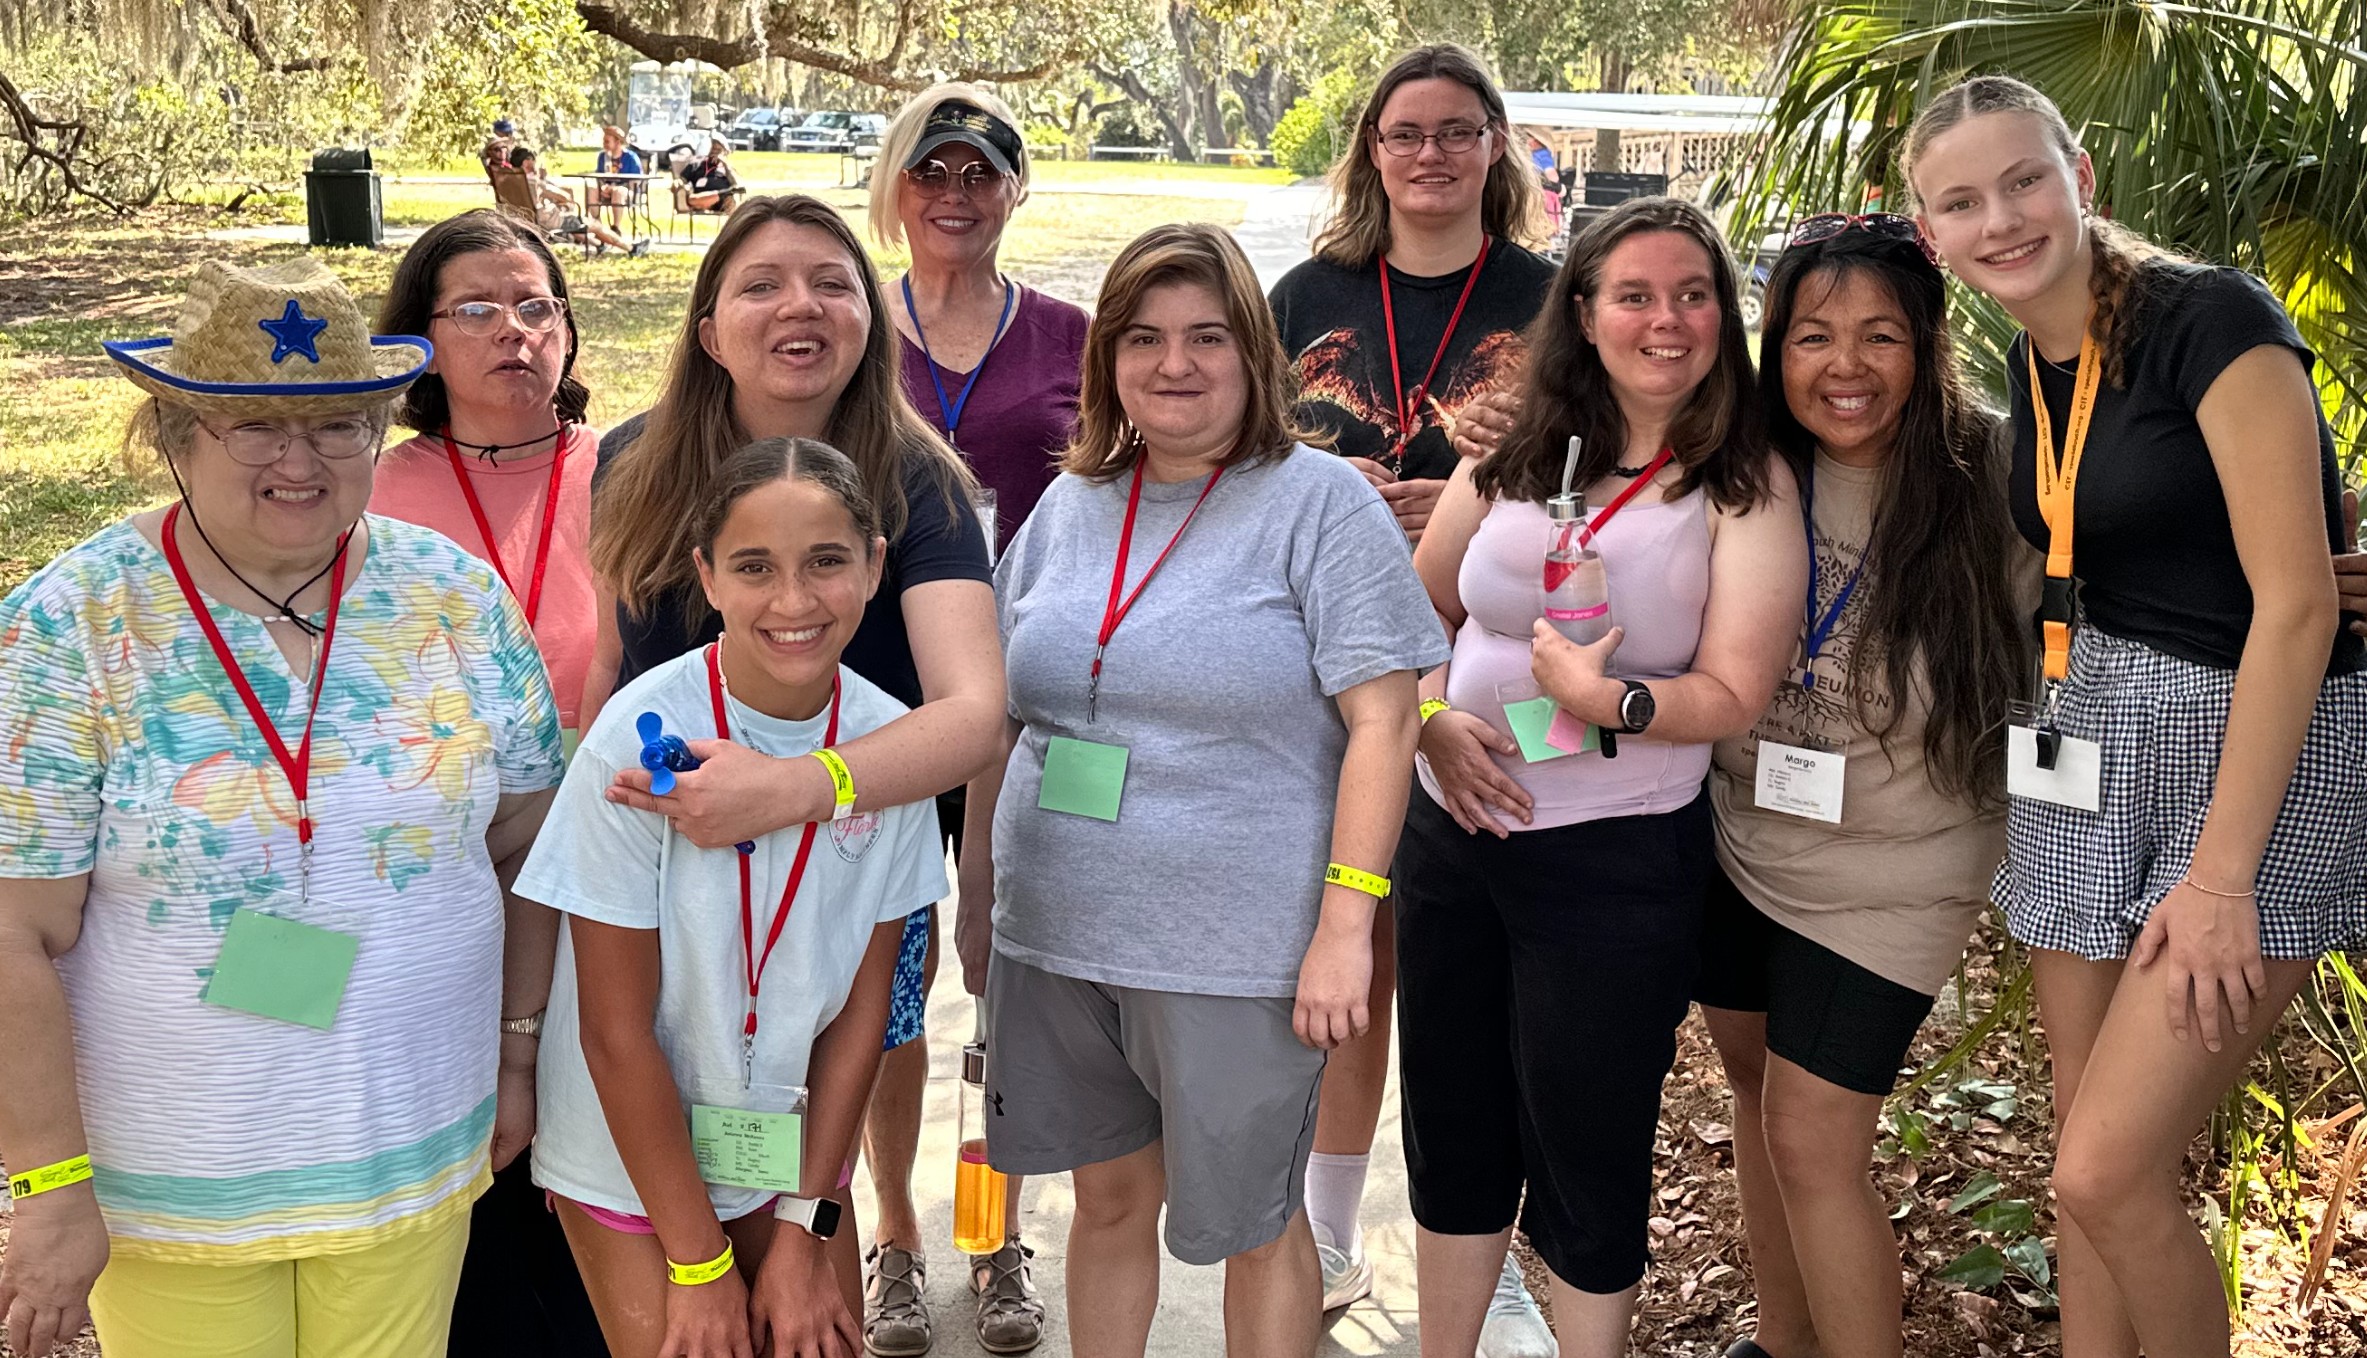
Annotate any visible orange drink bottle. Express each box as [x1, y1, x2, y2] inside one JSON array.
[[954, 1039, 1007, 1254]]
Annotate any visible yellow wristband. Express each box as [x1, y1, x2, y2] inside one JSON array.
[[8, 1154, 93, 1201], [668, 1243, 736, 1286], [1418, 698, 1451, 725], [810, 748, 856, 821], [1325, 863, 1391, 899]]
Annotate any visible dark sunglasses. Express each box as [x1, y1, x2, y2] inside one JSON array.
[[1786, 212, 1939, 265]]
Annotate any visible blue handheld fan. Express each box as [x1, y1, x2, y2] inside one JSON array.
[[636, 711, 700, 795]]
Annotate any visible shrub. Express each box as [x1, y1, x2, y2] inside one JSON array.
[[1269, 69, 1362, 178]]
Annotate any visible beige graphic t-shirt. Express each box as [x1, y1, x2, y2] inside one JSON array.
[[1709, 451, 2007, 996]]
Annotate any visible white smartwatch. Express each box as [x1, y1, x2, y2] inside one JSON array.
[[773, 1193, 843, 1240]]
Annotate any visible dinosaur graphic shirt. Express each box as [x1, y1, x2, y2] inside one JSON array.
[[1269, 243, 1556, 483]]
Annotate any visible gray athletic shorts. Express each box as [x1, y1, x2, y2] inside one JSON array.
[[983, 954, 1326, 1265]]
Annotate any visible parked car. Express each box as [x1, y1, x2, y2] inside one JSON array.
[[725, 106, 802, 152], [782, 110, 887, 154]]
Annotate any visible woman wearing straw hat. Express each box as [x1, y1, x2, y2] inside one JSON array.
[[0, 257, 564, 1358]]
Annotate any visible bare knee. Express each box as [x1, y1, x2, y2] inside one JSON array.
[[1703, 1009, 1769, 1109], [1761, 1099, 1864, 1192], [1073, 1150, 1165, 1233], [2051, 1129, 2156, 1241]]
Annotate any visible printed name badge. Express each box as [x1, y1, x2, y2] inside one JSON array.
[[204, 907, 360, 1031], [2006, 724, 2102, 812], [1039, 735, 1128, 821], [1754, 740, 1846, 824], [690, 1081, 808, 1194]]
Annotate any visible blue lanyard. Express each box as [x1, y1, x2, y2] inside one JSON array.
[[1798, 468, 1868, 688], [903, 275, 1017, 445]]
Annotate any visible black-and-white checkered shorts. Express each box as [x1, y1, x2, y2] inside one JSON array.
[[1995, 628, 2367, 960]]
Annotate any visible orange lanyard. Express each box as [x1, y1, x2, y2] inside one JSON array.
[[2026, 327, 2100, 687]]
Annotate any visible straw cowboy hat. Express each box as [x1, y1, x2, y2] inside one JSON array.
[[103, 257, 432, 418]]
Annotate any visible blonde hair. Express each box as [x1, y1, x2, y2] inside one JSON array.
[[1311, 44, 1541, 267], [1064, 223, 1322, 480], [591, 195, 973, 621], [1902, 74, 2174, 388], [870, 84, 1031, 249]]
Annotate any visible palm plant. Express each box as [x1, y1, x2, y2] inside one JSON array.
[[1727, 0, 2367, 471]]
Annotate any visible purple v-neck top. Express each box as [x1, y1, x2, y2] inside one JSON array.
[[897, 282, 1090, 553]]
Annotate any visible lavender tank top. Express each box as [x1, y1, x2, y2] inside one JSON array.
[[1418, 490, 1713, 831]]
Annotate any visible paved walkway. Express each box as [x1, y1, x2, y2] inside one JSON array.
[[849, 930, 1422, 1357]]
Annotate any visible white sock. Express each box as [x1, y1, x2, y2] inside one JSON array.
[[1303, 1151, 1370, 1247]]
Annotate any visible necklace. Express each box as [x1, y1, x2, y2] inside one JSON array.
[[162, 460, 345, 638], [2035, 344, 2079, 375], [1611, 463, 1653, 480], [442, 425, 562, 466]]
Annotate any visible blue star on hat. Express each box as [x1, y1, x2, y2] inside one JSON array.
[[258, 299, 329, 365]]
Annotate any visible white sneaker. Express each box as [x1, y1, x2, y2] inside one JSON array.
[[1477, 1254, 1557, 1358], [1313, 1222, 1374, 1312]]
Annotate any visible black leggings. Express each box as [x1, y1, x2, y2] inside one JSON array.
[[1394, 789, 1713, 1294]]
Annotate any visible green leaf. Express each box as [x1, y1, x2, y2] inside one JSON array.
[[1972, 1198, 2037, 1236], [1948, 1172, 2004, 1214], [1938, 1243, 2008, 1291], [2004, 1236, 2053, 1288]]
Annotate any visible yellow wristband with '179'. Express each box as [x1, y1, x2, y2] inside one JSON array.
[[8, 1154, 93, 1200]]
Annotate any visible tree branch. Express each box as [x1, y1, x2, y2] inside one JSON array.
[[0, 69, 131, 214], [206, 0, 337, 73], [574, 2, 1070, 89]]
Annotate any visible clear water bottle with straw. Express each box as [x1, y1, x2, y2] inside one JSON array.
[[1543, 437, 1612, 644]]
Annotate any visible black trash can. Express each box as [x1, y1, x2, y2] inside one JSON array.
[[305, 147, 383, 248]]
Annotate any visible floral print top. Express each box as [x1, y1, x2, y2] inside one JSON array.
[[0, 514, 562, 1262]]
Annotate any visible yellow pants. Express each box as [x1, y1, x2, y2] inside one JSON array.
[[87, 1212, 470, 1358]]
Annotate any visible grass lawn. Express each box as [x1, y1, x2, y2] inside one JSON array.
[[0, 175, 1256, 593]]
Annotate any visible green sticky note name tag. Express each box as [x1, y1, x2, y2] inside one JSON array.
[[1502, 696, 1573, 764], [1038, 735, 1128, 821], [204, 908, 359, 1030], [691, 1103, 805, 1193]]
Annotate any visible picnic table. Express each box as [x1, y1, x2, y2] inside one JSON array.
[[565, 171, 666, 243]]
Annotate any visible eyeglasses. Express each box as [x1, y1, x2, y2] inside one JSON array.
[[1786, 213, 1939, 264], [1373, 124, 1489, 157], [196, 415, 383, 466], [904, 159, 1004, 195], [430, 297, 569, 337]]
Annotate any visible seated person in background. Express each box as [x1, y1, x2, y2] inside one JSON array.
[[674, 137, 741, 213], [591, 124, 644, 229], [513, 147, 647, 256], [481, 117, 518, 175]]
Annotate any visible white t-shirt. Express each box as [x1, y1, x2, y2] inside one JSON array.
[[521, 647, 947, 1219]]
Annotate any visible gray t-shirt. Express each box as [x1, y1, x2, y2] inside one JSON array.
[[991, 445, 1451, 998]]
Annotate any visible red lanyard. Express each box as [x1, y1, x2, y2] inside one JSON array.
[[440, 427, 569, 628], [160, 500, 350, 848], [1088, 461, 1224, 721], [1578, 446, 1677, 545], [706, 643, 840, 1049], [1378, 236, 1492, 464]]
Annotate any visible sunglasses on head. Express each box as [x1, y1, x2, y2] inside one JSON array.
[[1786, 212, 1939, 265]]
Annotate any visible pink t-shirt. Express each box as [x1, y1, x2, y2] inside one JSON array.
[[1419, 490, 1713, 831], [371, 424, 599, 731]]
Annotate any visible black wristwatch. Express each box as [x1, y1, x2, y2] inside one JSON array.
[[1616, 680, 1656, 734], [773, 1194, 843, 1240]]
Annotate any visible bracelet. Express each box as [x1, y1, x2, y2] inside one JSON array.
[[809, 748, 856, 821], [1418, 698, 1451, 725], [8, 1154, 93, 1201], [1325, 862, 1391, 899], [2182, 875, 2257, 900], [667, 1242, 736, 1286]]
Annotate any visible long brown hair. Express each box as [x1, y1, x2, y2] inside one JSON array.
[[1474, 197, 1771, 512], [1064, 223, 1322, 480], [1901, 74, 2174, 389], [379, 208, 591, 433], [1758, 230, 2028, 806], [592, 194, 972, 619], [1311, 44, 1541, 267]]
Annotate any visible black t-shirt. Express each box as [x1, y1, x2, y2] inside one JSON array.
[[596, 412, 993, 707], [2009, 264, 2361, 675], [1268, 241, 1557, 483]]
